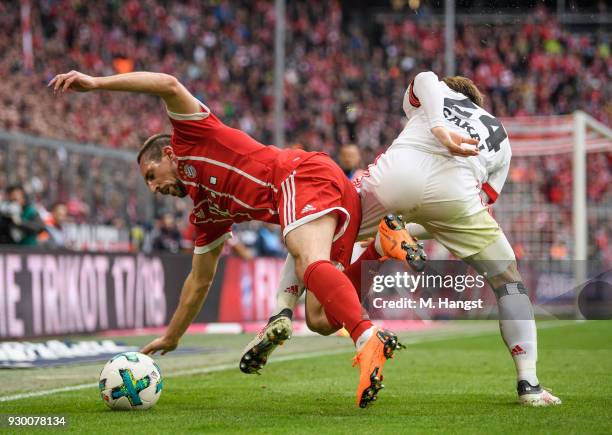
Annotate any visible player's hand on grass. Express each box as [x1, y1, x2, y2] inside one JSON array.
[[431, 126, 480, 157], [48, 70, 98, 93], [141, 336, 179, 356]]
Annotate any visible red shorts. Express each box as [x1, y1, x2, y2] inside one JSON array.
[[276, 154, 361, 268]]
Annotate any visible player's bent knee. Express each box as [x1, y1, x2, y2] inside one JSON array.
[[464, 234, 522, 287], [293, 256, 329, 284], [293, 246, 337, 282], [290, 249, 334, 283], [305, 303, 337, 336], [305, 291, 341, 336], [285, 215, 337, 281], [488, 262, 522, 289], [305, 314, 339, 336]]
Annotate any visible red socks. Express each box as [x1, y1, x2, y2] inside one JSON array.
[[342, 241, 381, 301], [304, 260, 373, 343]]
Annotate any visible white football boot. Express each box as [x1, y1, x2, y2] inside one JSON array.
[[517, 380, 562, 406], [239, 309, 293, 374]]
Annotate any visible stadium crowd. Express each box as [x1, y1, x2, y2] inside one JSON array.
[[0, 0, 609, 262]]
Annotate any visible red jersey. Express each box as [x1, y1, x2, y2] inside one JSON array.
[[169, 102, 316, 253]]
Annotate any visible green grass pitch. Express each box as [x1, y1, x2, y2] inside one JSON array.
[[1, 320, 611, 434]]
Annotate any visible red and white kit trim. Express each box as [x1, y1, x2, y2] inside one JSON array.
[[280, 171, 297, 227], [177, 155, 278, 192], [278, 169, 351, 243]]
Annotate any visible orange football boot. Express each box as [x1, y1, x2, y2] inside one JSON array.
[[378, 214, 426, 272], [353, 328, 402, 408]]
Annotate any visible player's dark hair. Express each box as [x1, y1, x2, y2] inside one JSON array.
[[137, 134, 172, 164], [442, 76, 484, 107]]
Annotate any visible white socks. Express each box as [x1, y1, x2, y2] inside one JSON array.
[[498, 294, 539, 386], [513, 351, 539, 386], [356, 326, 377, 351], [272, 255, 304, 317], [274, 284, 303, 317]]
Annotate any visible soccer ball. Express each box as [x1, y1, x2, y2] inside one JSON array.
[[98, 352, 163, 410]]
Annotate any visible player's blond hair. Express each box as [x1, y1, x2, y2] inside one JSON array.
[[442, 76, 484, 107], [137, 133, 172, 164]]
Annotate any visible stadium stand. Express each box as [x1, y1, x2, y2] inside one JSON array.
[[0, 0, 609, 261]]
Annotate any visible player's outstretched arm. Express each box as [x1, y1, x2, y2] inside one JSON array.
[[48, 70, 200, 115], [141, 244, 224, 355]]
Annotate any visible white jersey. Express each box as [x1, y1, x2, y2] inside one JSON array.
[[395, 71, 512, 203]]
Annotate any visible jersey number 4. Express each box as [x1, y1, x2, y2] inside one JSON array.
[[444, 97, 507, 153]]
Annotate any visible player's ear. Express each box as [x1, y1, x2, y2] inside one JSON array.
[[162, 146, 175, 160]]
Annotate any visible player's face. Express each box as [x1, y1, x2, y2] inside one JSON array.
[[140, 155, 187, 198]]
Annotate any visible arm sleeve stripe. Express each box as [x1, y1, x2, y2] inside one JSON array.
[[408, 79, 421, 108], [482, 182, 499, 205]]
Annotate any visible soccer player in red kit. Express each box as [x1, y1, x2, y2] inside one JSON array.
[[49, 70, 400, 407]]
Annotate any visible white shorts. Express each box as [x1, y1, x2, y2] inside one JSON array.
[[357, 146, 501, 258]]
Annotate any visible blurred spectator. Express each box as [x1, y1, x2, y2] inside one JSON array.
[[0, 185, 45, 245], [255, 223, 286, 257], [0, 1, 608, 150], [38, 202, 69, 248], [130, 224, 146, 252], [338, 144, 364, 181], [0, 0, 607, 262], [226, 224, 257, 260], [151, 213, 183, 253], [0, 190, 20, 244], [227, 238, 256, 260]]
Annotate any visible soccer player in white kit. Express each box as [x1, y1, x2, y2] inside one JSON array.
[[358, 71, 561, 406], [244, 71, 561, 407]]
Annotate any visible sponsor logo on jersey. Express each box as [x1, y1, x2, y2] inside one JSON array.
[[191, 198, 252, 224]]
